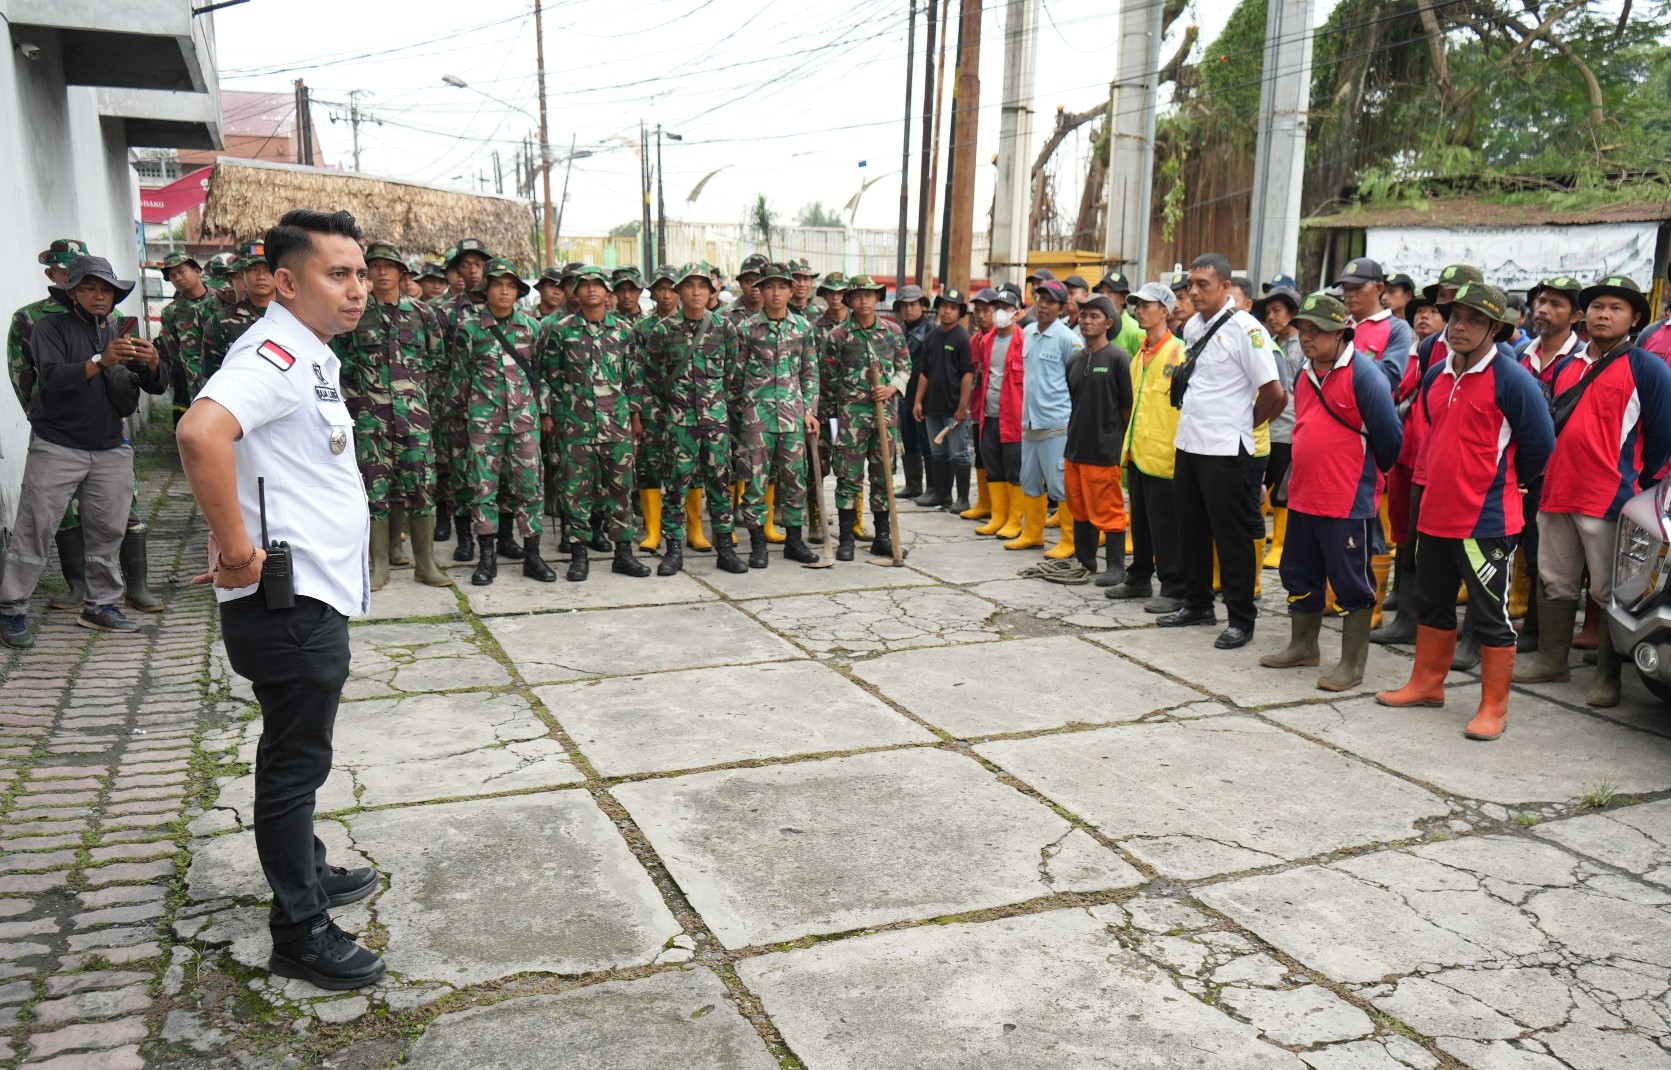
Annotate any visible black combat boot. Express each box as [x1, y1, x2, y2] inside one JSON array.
[[1452, 612, 1482, 671], [522, 535, 556, 582], [451, 515, 475, 562], [1074, 520, 1100, 575], [748, 528, 770, 569], [497, 515, 525, 560], [470, 539, 497, 586], [657, 542, 684, 577], [566, 544, 589, 582], [434, 511, 451, 542], [948, 463, 971, 513], [612, 541, 650, 577], [1096, 529, 1128, 588], [870, 511, 898, 558], [901, 454, 923, 498], [783, 524, 817, 564], [915, 461, 949, 508], [589, 510, 613, 553], [836, 509, 857, 562], [714, 536, 747, 574]]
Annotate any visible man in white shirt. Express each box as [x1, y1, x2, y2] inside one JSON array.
[[1160, 253, 1287, 649], [177, 209, 385, 991]]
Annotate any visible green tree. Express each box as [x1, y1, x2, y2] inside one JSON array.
[[796, 201, 843, 227]]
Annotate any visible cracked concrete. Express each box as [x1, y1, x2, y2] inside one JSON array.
[[740, 586, 1002, 655]]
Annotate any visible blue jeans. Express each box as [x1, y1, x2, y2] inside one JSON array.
[[924, 415, 972, 465]]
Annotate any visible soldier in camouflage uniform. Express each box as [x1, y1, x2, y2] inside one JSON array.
[[417, 254, 449, 302], [734, 262, 820, 568], [431, 238, 493, 558], [789, 258, 818, 321], [158, 252, 209, 415], [536, 265, 649, 583], [648, 264, 679, 320], [198, 239, 273, 386], [643, 262, 748, 576], [727, 253, 769, 326], [331, 242, 452, 591], [534, 267, 565, 319], [810, 271, 853, 539], [449, 257, 554, 586], [824, 274, 911, 561], [612, 266, 645, 318], [616, 266, 666, 552]]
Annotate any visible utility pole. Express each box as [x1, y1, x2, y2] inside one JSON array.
[[1102, 0, 1163, 279], [555, 134, 578, 250], [990, 0, 1039, 289], [492, 150, 503, 194], [639, 121, 653, 275], [944, 0, 982, 293], [895, 0, 918, 288], [912, 0, 938, 285], [1247, 0, 1316, 286], [655, 126, 680, 270], [534, 0, 556, 269], [292, 79, 316, 166], [348, 90, 364, 172]]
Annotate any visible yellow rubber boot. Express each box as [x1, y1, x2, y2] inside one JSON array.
[[994, 484, 1025, 540], [854, 507, 869, 539], [685, 489, 712, 551], [638, 488, 662, 552], [960, 469, 992, 520], [1005, 494, 1048, 550], [1379, 495, 1394, 550], [1263, 506, 1287, 568], [975, 482, 1011, 536], [1126, 529, 1134, 554], [1457, 582, 1469, 606], [1212, 548, 1221, 593], [1044, 502, 1062, 530], [763, 484, 786, 543], [1370, 552, 1393, 629], [1508, 550, 1530, 619], [1252, 540, 1264, 597], [1045, 502, 1078, 559]]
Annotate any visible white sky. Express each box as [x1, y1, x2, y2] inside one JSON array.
[[214, 0, 1340, 239]]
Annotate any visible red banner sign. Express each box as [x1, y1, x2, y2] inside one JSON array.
[[140, 167, 211, 224]]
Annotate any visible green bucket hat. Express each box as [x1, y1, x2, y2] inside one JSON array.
[[1525, 275, 1583, 312], [1440, 282, 1518, 342], [757, 262, 795, 286], [611, 266, 646, 291], [471, 256, 530, 298], [816, 271, 849, 295], [161, 251, 201, 273], [737, 253, 770, 279], [446, 238, 492, 270], [673, 261, 716, 288], [1291, 291, 1354, 340], [650, 264, 679, 287], [790, 258, 817, 278], [402, 254, 424, 276], [235, 239, 267, 272], [1422, 263, 1485, 303], [842, 274, 886, 299], [1578, 274, 1649, 325], [364, 241, 404, 267], [38, 239, 89, 267], [569, 265, 613, 289], [536, 267, 564, 288]]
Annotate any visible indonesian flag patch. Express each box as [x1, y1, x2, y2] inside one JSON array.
[[258, 340, 296, 372]]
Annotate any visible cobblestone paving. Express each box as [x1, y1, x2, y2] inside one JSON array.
[[4, 444, 1671, 1069]]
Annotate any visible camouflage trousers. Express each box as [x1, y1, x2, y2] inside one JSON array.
[[562, 439, 635, 544], [434, 408, 469, 514], [353, 400, 436, 520], [834, 420, 900, 514], [634, 415, 666, 490], [464, 424, 543, 539], [737, 427, 808, 530], [661, 423, 735, 541]]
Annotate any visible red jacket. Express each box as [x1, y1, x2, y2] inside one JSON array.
[[1540, 345, 1671, 519], [972, 326, 1026, 443]]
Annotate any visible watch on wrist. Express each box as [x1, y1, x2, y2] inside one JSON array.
[[90, 353, 103, 365]]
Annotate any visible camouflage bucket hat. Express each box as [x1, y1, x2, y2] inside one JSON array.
[[611, 266, 646, 291], [1441, 282, 1518, 342], [790, 258, 818, 278], [38, 239, 89, 267], [536, 266, 565, 288], [569, 265, 613, 290], [1578, 274, 1649, 324], [842, 274, 886, 299], [1422, 263, 1485, 303], [446, 238, 492, 269], [420, 253, 448, 281], [403, 254, 425, 276], [235, 239, 267, 271], [650, 263, 679, 286], [737, 253, 770, 279], [1525, 275, 1583, 311], [472, 256, 530, 298], [1290, 291, 1353, 339], [673, 261, 715, 288], [364, 241, 404, 266], [816, 271, 849, 295], [161, 251, 201, 272], [757, 262, 795, 286]]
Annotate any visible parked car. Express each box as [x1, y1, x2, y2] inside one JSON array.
[[1610, 478, 1671, 704]]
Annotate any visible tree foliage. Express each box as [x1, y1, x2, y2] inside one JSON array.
[[796, 201, 843, 228]]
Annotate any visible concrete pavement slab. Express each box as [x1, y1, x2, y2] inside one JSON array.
[[967, 578, 1159, 630], [486, 601, 803, 683], [1533, 799, 1671, 889], [344, 621, 508, 700], [1512, 667, 1671, 737], [740, 587, 1001, 656], [849, 635, 1199, 737], [349, 791, 681, 985], [402, 968, 775, 1070], [900, 537, 1035, 585], [186, 821, 364, 904], [360, 577, 464, 621], [461, 566, 717, 616], [979, 717, 1449, 878], [613, 749, 1142, 948], [1267, 689, 1671, 804], [536, 661, 934, 776], [696, 554, 932, 599], [737, 908, 1303, 1069]]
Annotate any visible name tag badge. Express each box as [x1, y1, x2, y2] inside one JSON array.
[[311, 363, 342, 403]]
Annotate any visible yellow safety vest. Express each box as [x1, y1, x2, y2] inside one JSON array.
[[1124, 332, 1186, 479]]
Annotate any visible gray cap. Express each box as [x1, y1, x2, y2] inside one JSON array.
[[895, 284, 928, 306], [1129, 281, 1176, 312], [971, 287, 1000, 304]]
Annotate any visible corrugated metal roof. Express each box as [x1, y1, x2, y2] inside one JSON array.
[[1306, 196, 1671, 229]]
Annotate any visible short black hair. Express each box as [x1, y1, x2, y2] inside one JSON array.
[[1229, 275, 1254, 297], [1189, 253, 1233, 281], [265, 209, 363, 273]]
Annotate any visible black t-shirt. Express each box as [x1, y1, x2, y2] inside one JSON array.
[[28, 311, 166, 451], [919, 323, 974, 416], [1065, 341, 1134, 466]]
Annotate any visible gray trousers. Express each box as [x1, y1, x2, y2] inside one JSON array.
[[1536, 511, 1616, 605], [0, 437, 132, 614]]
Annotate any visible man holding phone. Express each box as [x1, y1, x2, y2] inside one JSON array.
[[177, 209, 384, 991]]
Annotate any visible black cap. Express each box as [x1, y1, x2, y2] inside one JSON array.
[[1033, 280, 1068, 305], [1025, 267, 1057, 284], [1064, 274, 1090, 291], [1385, 272, 1417, 292], [1335, 257, 1386, 286], [1094, 271, 1131, 295]]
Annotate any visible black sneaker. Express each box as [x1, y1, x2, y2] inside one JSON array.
[[269, 916, 385, 991], [0, 614, 34, 649], [322, 866, 378, 907]]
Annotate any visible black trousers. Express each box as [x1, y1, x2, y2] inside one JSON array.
[[1413, 532, 1518, 647], [1280, 511, 1376, 614], [1174, 447, 1262, 630], [1520, 478, 1543, 601], [1264, 442, 1292, 506], [978, 417, 1022, 484], [220, 594, 352, 940], [898, 396, 931, 458], [1128, 468, 1185, 598]]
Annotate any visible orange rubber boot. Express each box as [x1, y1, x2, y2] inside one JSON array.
[[1464, 645, 1515, 740], [1375, 625, 1457, 708]]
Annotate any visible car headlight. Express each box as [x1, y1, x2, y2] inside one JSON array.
[[1617, 513, 1669, 612]]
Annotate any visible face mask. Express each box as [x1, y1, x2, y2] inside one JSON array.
[[993, 309, 1015, 328]]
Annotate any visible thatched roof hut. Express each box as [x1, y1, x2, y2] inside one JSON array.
[[201, 157, 536, 265]]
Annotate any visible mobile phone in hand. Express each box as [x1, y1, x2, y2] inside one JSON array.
[[117, 318, 138, 338]]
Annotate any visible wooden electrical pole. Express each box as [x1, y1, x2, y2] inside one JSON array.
[[944, 0, 982, 292], [534, 0, 556, 269], [912, 0, 938, 285]]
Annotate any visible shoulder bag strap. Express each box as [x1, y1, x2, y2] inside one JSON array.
[[1547, 342, 1631, 433], [485, 320, 539, 389], [1303, 366, 1366, 438]]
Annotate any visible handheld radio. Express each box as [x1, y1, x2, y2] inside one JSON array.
[[258, 477, 295, 609]]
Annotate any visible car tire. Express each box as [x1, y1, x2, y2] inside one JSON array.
[[1641, 673, 1671, 706]]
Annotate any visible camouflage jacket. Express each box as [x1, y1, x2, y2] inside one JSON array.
[[159, 292, 213, 379], [821, 317, 910, 427], [536, 311, 644, 445], [331, 296, 442, 420], [810, 310, 849, 419], [448, 306, 545, 435], [199, 300, 268, 383], [7, 296, 67, 407], [645, 311, 739, 430], [734, 311, 818, 434], [726, 302, 764, 328]]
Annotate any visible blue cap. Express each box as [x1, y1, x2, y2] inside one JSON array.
[[1262, 273, 1297, 294]]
